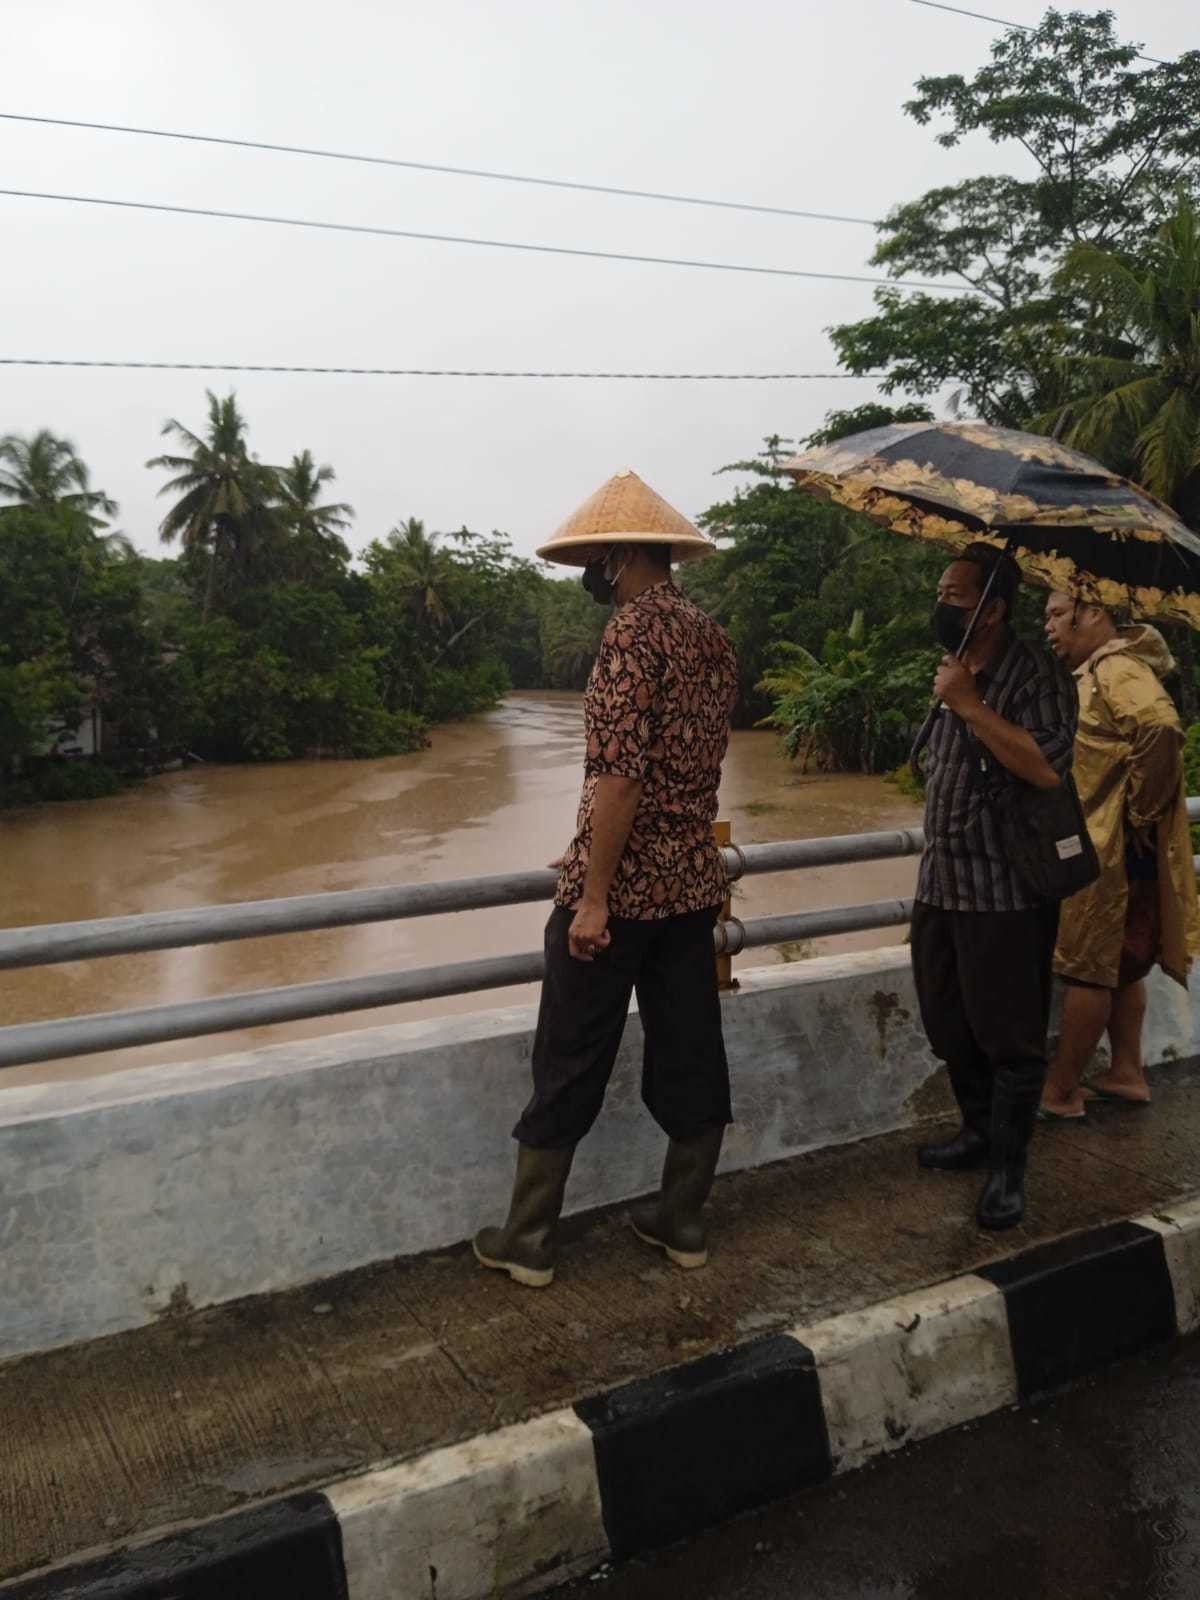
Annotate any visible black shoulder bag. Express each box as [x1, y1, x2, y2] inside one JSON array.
[[983, 767, 1099, 902], [973, 667, 1099, 904]]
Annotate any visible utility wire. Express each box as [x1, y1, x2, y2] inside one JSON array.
[[0, 187, 966, 292], [0, 110, 878, 228], [0, 359, 884, 380], [905, 0, 1167, 66]]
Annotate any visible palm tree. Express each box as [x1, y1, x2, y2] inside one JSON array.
[[385, 517, 452, 629], [277, 450, 353, 572], [0, 429, 117, 526], [147, 391, 279, 617], [1041, 196, 1200, 524], [545, 616, 599, 688]]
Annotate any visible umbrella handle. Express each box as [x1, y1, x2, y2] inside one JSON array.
[[910, 535, 1019, 770]]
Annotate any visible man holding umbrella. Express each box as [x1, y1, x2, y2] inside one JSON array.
[[910, 543, 1076, 1228], [783, 421, 1200, 1230]]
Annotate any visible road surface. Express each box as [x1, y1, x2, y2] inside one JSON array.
[[554, 1335, 1200, 1599]]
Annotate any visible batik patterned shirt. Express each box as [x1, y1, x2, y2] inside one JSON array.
[[556, 580, 739, 920]]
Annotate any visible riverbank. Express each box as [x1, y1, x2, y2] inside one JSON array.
[[1, 693, 922, 1085]]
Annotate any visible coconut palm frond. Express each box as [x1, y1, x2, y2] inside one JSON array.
[[1068, 376, 1169, 458], [1135, 386, 1200, 503], [1057, 241, 1153, 336], [0, 428, 117, 521]]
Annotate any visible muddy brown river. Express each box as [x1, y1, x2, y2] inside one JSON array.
[[1, 693, 922, 1086]]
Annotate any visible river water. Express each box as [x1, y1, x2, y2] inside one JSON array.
[[1, 693, 922, 1086]]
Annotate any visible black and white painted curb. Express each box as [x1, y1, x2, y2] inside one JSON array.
[[7, 1197, 1199, 1600]]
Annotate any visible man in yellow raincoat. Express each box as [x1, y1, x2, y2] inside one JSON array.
[[1040, 593, 1199, 1118]]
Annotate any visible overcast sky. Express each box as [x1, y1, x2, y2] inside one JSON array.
[[1, 0, 1191, 563]]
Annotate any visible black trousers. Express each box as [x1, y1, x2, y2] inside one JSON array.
[[513, 905, 732, 1149], [910, 900, 1059, 1131]]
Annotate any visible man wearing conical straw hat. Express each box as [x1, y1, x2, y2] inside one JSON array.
[[474, 469, 739, 1287]]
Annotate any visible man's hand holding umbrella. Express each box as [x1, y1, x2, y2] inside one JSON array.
[[934, 655, 981, 716]]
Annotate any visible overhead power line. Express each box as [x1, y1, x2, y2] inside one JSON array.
[[905, 0, 1167, 66], [0, 110, 878, 228], [0, 359, 885, 380], [0, 187, 966, 292]]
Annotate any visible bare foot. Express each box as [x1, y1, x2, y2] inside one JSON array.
[[1038, 1093, 1087, 1120], [1085, 1076, 1152, 1105]]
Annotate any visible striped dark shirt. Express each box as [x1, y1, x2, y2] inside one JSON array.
[[916, 634, 1078, 913]]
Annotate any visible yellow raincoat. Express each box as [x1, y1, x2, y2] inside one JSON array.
[[1055, 626, 1199, 989]]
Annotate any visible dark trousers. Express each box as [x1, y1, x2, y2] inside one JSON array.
[[910, 900, 1059, 1132], [513, 905, 732, 1149]]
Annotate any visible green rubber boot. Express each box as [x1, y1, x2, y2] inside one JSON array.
[[473, 1144, 575, 1288], [631, 1126, 725, 1270]]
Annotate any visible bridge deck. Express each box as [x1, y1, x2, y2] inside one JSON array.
[[5, 1062, 1200, 1585]]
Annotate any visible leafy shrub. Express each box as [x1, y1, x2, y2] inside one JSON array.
[[757, 612, 939, 774], [25, 759, 123, 802], [885, 762, 926, 801]]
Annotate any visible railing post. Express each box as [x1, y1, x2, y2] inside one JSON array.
[[714, 818, 737, 992]]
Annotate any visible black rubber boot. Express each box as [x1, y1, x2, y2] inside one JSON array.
[[918, 1059, 992, 1170], [631, 1126, 725, 1269], [976, 1065, 1041, 1231], [473, 1144, 575, 1288]]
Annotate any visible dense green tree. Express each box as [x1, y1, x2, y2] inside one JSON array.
[[830, 12, 1200, 424], [537, 578, 607, 689], [0, 507, 85, 784], [0, 501, 192, 796], [360, 522, 523, 721], [757, 611, 939, 773], [804, 401, 935, 447], [683, 431, 944, 724], [374, 518, 452, 630], [1038, 194, 1200, 526], [179, 590, 425, 763]]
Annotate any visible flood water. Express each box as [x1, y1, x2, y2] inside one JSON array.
[[1, 693, 922, 1086]]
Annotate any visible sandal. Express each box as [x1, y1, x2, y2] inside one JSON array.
[[1084, 1085, 1151, 1106]]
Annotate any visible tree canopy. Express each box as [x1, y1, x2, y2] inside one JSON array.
[[831, 10, 1200, 429]]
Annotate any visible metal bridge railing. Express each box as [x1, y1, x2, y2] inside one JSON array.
[[1, 803, 1196, 1072], [0, 826, 925, 1070]]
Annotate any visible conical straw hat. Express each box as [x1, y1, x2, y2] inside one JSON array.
[[536, 468, 717, 566]]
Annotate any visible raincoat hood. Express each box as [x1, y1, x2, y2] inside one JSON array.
[[1085, 624, 1176, 682]]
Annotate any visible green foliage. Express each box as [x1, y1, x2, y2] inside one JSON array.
[[0, 428, 117, 526], [812, 15, 1200, 753], [804, 402, 935, 447], [683, 433, 945, 726], [536, 578, 608, 688], [1035, 194, 1200, 525], [20, 760, 124, 803], [885, 761, 927, 801], [1184, 724, 1200, 846], [1184, 723, 1200, 793], [0, 400, 598, 798], [756, 615, 940, 774], [831, 11, 1200, 425], [0, 502, 105, 797]]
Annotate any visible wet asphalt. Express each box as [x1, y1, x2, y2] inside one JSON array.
[[554, 1334, 1200, 1599]]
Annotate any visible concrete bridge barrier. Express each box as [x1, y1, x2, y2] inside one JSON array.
[[1, 949, 1196, 1362]]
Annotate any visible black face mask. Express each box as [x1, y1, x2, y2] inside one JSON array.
[[582, 559, 617, 606], [931, 600, 975, 652]]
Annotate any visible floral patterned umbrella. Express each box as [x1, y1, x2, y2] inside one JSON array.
[[782, 421, 1200, 628]]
